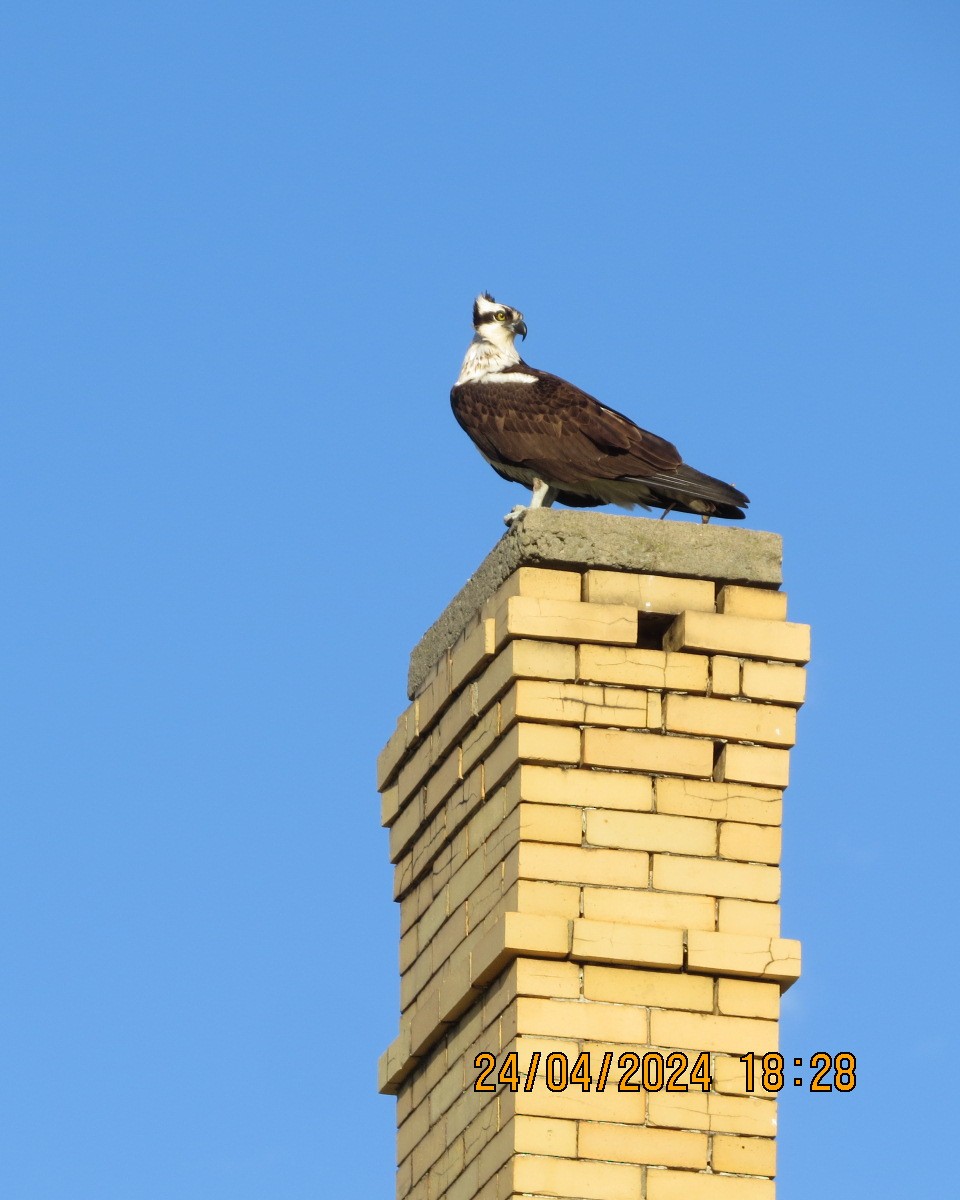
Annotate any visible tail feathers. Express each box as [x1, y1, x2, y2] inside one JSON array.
[[628, 463, 748, 517], [648, 464, 748, 507]]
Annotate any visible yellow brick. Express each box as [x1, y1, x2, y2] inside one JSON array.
[[718, 585, 788, 621], [500, 678, 597, 727], [474, 1118, 513, 1185], [515, 879, 581, 919], [646, 1088, 708, 1131], [583, 692, 651, 728], [412, 658, 451, 741], [447, 846, 485, 913], [395, 728, 443, 808], [650, 1010, 778, 1055], [719, 822, 781, 864], [687, 930, 801, 984], [717, 898, 781, 936], [578, 1121, 708, 1169], [710, 655, 740, 697], [444, 1006, 486, 1073], [586, 809, 716, 856], [648, 1089, 777, 1137], [419, 1040, 460, 1112], [431, 1142, 469, 1198], [665, 610, 810, 663], [582, 885, 716, 932], [514, 957, 582, 999], [572, 919, 684, 968], [664, 694, 796, 747], [583, 964, 713, 1012], [517, 764, 654, 812], [422, 749, 469, 823], [647, 1169, 775, 1200], [715, 743, 790, 788], [495, 594, 638, 647], [400, 876, 434, 934], [497, 1037, 582, 1081], [711, 1052, 763, 1096], [396, 1156, 412, 1199], [499, 678, 656, 732], [656, 777, 781, 825], [396, 1097, 430, 1162], [443, 948, 481, 1021], [471, 912, 572, 986], [472, 1107, 516, 1174], [583, 728, 714, 778], [428, 1058, 471, 1125], [518, 802, 583, 845], [377, 707, 417, 790], [460, 707, 500, 778], [584, 570, 716, 613], [578, 643, 709, 691], [741, 659, 806, 705], [717, 979, 781, 1020], [438, 962, 479, 1026], [435, 682, 482, 759], [513, 1115, 578, 1158], [466, 867, 509, 933], [514, 841, 649, 889], [470, 1169, 498, 1200], [511, 1153, 643, 1200], [472, 968, 520, 1037], [409, 990, 444, 1058], [389, 790, 425, 863], [517, 995, 647, 1044], [497, 566, 583, 603], [410, 1119, 448, 1186], [399, 927, 417, 973], [380, 781, 401, 827], [508, 1065, 646, 1125], [470, 782, 511, 854], [487, 907, 571, 974], [476, 638, 578, 712], [402, 934, 439, 1008], [432, 909, 469, 978], [470, 864, 513, 927], [712, 1134, 777, 1176], [483, 722, 582, 794], [449, 616, 498, 695], [653, 855, 780, 902]]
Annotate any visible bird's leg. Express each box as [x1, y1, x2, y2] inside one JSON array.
[[530, 478, 557, 509], [659, 502, 677, 520], [504, 479, 557, 527]]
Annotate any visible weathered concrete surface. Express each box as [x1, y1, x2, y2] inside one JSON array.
[[407, 510, 782, 698]]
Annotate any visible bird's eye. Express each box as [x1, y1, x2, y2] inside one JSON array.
[[495, 311, 507, 321]]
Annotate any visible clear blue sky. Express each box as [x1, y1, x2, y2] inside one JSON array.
[[2, 3, 957, 1197]]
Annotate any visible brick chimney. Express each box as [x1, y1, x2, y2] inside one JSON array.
[[378, 510, 806, 1200]]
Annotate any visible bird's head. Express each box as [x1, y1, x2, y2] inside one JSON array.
[[472, 293, 527, 347]]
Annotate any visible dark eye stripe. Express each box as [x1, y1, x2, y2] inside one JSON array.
[[474, 306, 514, 326]]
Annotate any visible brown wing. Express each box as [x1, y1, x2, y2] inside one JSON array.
[[451, 369, 682, 485]]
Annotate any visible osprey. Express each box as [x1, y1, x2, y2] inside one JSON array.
[[451, 293, 749, 525]]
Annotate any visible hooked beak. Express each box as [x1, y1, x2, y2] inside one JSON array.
[[511, 317, 527, 340]]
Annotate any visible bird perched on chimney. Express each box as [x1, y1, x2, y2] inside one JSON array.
[[451, 293, 748, 525]]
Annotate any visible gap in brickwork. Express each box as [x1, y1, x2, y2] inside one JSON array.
[[637, 612, 674, 650]]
